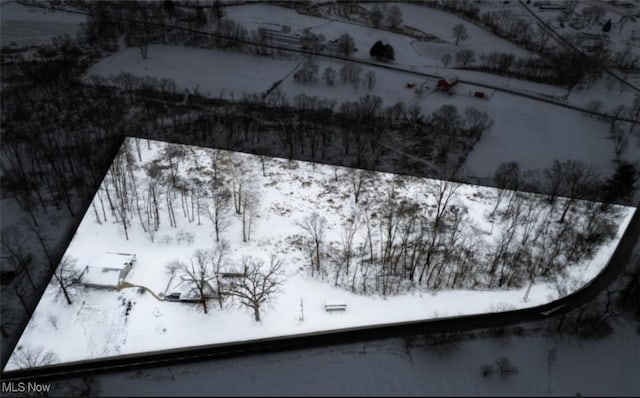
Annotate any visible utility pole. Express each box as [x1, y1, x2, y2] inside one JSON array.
[[523, 276, 534, 302], [299, 297, 304, 322]]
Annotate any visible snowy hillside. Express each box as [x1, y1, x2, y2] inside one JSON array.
[[4, 138, 634, 370]]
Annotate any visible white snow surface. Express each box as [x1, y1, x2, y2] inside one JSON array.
[[85, 44, 639, 179], [86, 45, 301, 99], [4, 138, 635, 370], [0, 1, 86, 47], [94, 320, 640, 396]]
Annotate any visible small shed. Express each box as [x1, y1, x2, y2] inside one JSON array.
[[163, 274, 218, 302], [81, 252, 136, 290]]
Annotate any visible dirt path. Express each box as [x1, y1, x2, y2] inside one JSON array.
[[119, 281, 165, 301]]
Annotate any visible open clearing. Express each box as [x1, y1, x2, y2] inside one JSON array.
[[86, 44, 636, 178]]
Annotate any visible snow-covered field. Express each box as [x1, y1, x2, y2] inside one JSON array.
[[227, 3, 639, 110], [4, 138, 634, 370], [524, 0, 639, 59], [0, 1, 86, 47], [226, 3, 440, 69], [377, 3, 533, 57], [80, 1, 640, 183], [91, 319, 640, 396], [85, 44, 636, 178], [86, 45, 302, 99]]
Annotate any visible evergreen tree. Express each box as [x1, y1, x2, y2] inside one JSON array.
[[603, 161, 638, 203], [369, 40, 385, 59], [383, 44, 395, 61], [370, 41, 394, 62]]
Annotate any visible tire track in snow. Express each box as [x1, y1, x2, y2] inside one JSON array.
[[261, 57, 304, 100]]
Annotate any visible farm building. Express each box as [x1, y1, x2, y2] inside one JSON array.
[[437, 75, 459, 92], [80, 252, 136, 290], [257, 24, 300, 47], [535, 1, 566, 11]]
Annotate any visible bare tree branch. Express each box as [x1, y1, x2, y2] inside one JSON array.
[[227, 256, 283, 322]]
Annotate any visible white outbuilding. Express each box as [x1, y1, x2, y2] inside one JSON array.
[[80, 252, 136, 290]]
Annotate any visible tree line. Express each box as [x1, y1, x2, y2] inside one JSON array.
[[419, 1, 623, 89], [293, 161, 624, 297]]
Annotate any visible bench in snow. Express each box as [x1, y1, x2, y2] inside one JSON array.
[[325, 301, 347, 312]]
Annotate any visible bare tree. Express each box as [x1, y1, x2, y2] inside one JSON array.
[[178, 249, 214, 314], [491, 161, 521, 219], [452, 23, 469, 45], [30, 224, 75, 305], [430, 104, 461, 136], [296, 213, 327, 275], [441, 53, 452, 68], [209, 149, 228, 184], [335, 212, 361, 287], [138, 40, 148, 59], [1, 302, 20, 339], [582, 5, 605, 25], [53, 256, 82, 304], [494, 356, 519, 377], [293, 59, 319, 84], [386, 5, 403, 29], [228, 256, 283, 322], [487, 194, 523, 287], [418, 180, 460, 285], [108, 150, 131, 240], [349, 168, 373, 204], [63, 376, 102, 397], [610, 124, 628, 162], [364, 70, 376, 90], [12, 278, 34, 319], [323, 66, 337, 85], [376, 184, 404, 294], [207, 182, 231, 242], [541, 160, 566, 205], [165, 185, 178, 228], [228, 155, 251, 215], [455, 49, 476, 66], [240, 186, 260, 242], [161, 143, 185, 189], [211, 240, 230, 309], [370, 3, 385, 28], [558, 160, 601, 223], [463, 107, 493, 141], [1, 231, 36, 290], [340, 62, 362, 85], [336, 33, 356, 57], [9, 345, 59, 369], [300, 28, 326, 52]]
